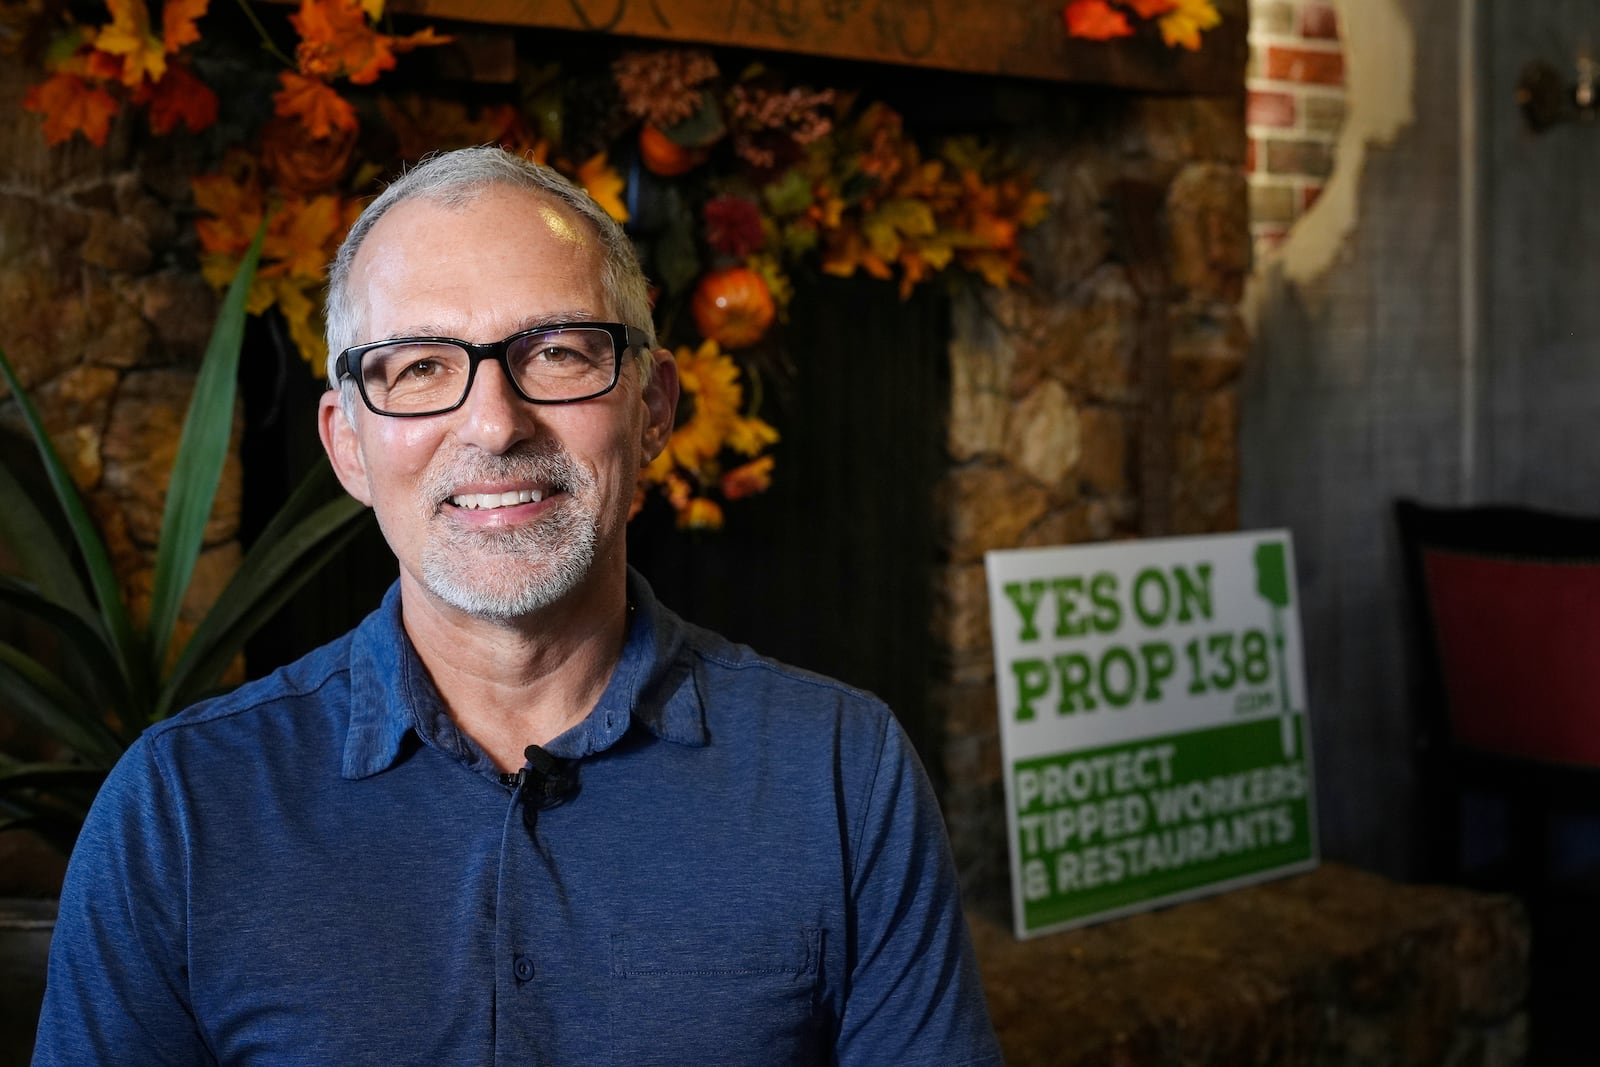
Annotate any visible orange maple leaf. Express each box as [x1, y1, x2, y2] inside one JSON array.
[[22, 73, 120, 146], [274, 71, 358, 138], [92, 0, 167, 87], [292, 0, 450, 85], [143, 61, 217, 134], [265, 195, 346, 282], [1063, 0, 1134, 39], [720, 457, 775, 501], [293, 0, 394, 82], [162, 0, 209, 53], [193, 164, 266, 257], [1157, 0, 1221, 50]]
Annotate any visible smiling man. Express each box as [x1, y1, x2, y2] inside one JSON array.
[[34, 147, 1001, 1066]]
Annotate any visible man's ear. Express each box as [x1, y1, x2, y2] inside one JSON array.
[[318, 390, 374, 507], [640, 347, 679, 465]]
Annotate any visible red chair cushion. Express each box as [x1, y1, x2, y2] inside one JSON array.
[[1423, 549, 1600, 767]]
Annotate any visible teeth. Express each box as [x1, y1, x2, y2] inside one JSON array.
[[450, 488, 546, 510]]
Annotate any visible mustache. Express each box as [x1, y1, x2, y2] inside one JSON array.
[[419, 440, 588, 510]]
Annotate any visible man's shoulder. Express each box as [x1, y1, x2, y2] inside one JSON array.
[[670, 619, 895, 738], [142, 630, 357, 749]]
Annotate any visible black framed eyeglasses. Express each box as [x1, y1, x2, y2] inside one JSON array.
[[334, 321, 649, 417]]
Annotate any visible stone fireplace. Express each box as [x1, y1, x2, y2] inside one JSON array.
[[926, 93, 1249, 914]]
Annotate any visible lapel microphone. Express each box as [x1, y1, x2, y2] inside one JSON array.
[[521, 745, 578, 833]]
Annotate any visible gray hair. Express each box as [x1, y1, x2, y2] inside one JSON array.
[[323, 146, 656, 397]]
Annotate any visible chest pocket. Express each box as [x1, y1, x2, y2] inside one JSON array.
[[608, 924, 824, 1066]]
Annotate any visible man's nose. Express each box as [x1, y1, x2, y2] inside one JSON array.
[[452, 358, 537, 452]]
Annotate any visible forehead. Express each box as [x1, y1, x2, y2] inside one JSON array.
[[348, 185, 609, 338]]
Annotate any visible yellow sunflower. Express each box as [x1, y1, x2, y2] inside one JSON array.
[[635, 338, 780, 526], [665, 339, 748, 472]]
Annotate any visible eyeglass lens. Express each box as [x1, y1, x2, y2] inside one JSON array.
[[358, 327, 618, 414]]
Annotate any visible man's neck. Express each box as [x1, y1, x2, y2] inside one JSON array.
[[397, 570, 630, 772]]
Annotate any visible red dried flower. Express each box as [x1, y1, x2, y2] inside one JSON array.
[[612, 49, 719, 129], [704, 195, 765, 257], [728, 83, 835, 168]]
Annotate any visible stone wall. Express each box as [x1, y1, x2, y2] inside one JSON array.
[[0, 61, 241, 725], [932, 92, 1251, 915]]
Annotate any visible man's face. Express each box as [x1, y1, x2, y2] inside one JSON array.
[[319, 186, 676, 621]]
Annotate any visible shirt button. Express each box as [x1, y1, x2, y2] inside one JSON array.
[[513, 955, 535, 982]]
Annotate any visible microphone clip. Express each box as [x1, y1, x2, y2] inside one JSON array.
[[522, 744, 578, 814]]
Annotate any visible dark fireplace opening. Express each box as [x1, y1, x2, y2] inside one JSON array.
[[628, 274, 952, 770]]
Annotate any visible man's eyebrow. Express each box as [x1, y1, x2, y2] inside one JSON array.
[[381, 312, 605, 341], [512, 311, 607, 332]]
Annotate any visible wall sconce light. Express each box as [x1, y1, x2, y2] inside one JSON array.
[[1517, 54, 1599, 132]]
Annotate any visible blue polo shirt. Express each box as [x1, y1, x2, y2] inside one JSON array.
[[34, 571, 1001, 1066]]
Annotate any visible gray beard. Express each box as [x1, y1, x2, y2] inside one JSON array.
[[417, 442, 600, 619]]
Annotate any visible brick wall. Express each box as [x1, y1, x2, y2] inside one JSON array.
[[1247, 1, 1347, 258]]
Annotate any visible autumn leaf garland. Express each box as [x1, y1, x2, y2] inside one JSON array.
[[16, 2, 1207, 529]]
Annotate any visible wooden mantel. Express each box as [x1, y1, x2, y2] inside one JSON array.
[[386, 0, 1247, 93]]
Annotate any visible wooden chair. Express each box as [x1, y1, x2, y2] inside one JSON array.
[[1395, 498, 1600, 891]]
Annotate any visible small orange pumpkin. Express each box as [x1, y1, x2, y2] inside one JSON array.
[[691, 267, 776, 349], [638, 124, 704, 177]]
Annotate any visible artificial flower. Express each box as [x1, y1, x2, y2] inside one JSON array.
[[258, 115, 356, 193], [612, 49, 719, 128], [665, 339, 745, 471], [704, 195, 765, 257], [725, 414, 779, 457]]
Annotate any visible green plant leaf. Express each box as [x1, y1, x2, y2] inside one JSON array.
[[656, 188, 701, 297], [0, 761, 107, 794], [0, 444, 94, 620], [0, 641, 124, 764], [146, 223, 268, 676], [159, 466, 371, 716], [0, 346, 140, 696], [0, 766, 98, 855], [0, 760, 107, 834], [659, 95, 726, 149], [0, 576, 131, 735]]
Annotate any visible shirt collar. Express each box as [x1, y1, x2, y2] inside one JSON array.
[[341, 569, 707, 780]]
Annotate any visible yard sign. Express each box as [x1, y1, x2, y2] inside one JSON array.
[[986, 531, 1319, 938]]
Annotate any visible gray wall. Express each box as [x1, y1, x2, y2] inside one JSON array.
[[1480, 4, 1600, 505], [1238, 0, 1600, 878]]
